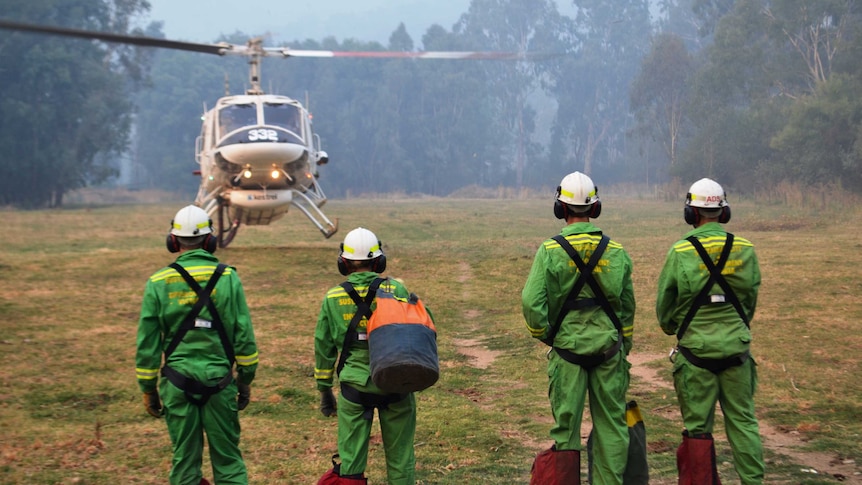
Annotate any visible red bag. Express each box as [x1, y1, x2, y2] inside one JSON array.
[[677, 431, 721, 485], [318, 455, 368, 484], [530, 446, 580, 485]]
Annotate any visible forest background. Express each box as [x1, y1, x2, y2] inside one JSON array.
[[2, 0, 862, 208]]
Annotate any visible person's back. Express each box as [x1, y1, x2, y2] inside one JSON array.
[[316, 272, 409, 389], [136, 205, 258, 485], [142, 249, 257, 384], [656, 178, 764, 485], [522, 172, 635, 485], [657, 223, 759, 360], [314, 227, 424, 485], [525, 224, 634, 356]]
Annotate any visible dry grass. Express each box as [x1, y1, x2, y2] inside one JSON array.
[[1, 194, 860, 484]]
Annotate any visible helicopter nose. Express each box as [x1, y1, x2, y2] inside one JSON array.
[[218, 141, 306, 167]]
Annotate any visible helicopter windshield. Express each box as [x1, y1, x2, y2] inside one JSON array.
[[219, 104, 258, 138], [264, 103, 302, 137]]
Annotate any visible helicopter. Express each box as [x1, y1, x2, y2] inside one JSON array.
[[0, 19, 537, 247]]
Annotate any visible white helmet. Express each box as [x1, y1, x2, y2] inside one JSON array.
[[340, 227, 382, 261], [686, 178, 727, 209], [170, 205, 213, 237], [557, 171, 599, 207]]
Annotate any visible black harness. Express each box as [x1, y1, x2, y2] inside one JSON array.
[[549, 235, 623, 370], [338, 278, 408, 419], [675, 234, 750, 374], [161, 263, 235, 406]]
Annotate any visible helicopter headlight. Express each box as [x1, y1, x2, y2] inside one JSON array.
[[243, 167, 253, 179], [271, 169, 280, 179]]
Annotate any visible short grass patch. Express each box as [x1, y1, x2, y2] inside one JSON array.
[[1, 196, 860, 483]]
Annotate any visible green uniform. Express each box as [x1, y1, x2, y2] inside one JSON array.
[[314, 271, 422, 485], [136, 249, 259, 485], [656, 222, 764, 484], [522, 223, 635, 485]]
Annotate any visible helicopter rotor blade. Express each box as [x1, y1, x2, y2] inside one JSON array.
[[0, 19, 557, 61], [0, 18, 231, 56], [271, 48, 552, 61]]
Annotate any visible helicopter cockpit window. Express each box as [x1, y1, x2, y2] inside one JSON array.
[[264, 103, 302, 136], [219, 104, 258, 138]]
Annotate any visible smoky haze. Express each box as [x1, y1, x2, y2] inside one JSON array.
[[144, 0, 472, 45], [2, 0, 861, 208]]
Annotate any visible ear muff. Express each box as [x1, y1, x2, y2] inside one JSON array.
[[371, 254, 387, 274], [553, 186, 567, 219], [203, 233, 218, 253], [718, 205, 731, 224], [684, 205, 698, 225], [683, 205, 730, 225], [166, 218, 217, 253], [337, 242, 349, 275], [337, 241, 387, 275], [554, 185, 601, 219], [166, 233, 181, 253], [588, 199, 602, 219]]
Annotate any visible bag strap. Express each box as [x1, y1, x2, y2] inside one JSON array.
[[548, 235, 621, 342], [165, 263, 235, 364], [676, 234, 748, 341], [336, 277, 385, 376]]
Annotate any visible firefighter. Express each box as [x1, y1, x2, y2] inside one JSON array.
[[136, 205, 259, 485], [522, 172, 635, 485], [314, 227, 423, 485], [656, 178, 764, 484]]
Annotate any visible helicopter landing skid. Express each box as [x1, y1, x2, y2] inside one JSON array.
[[217, 202, 241, 248], [290, 188, 338, 238]]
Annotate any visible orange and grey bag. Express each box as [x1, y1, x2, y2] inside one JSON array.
[[367, 284, 438, 393]]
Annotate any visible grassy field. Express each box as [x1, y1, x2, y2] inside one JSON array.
[[1, 194, 860, 484]]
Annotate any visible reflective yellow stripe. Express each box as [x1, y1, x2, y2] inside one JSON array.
[[136, 368, 159, 380], [236, 352, 259, 366], [622, 325, 634, 337], [326, 280, 397, 299], [315, 368, 334, 380], [525, 323, 545, 338], [543, 234, 624, 251], [150, 265, 233, 283], [673, 236, 753, 253]]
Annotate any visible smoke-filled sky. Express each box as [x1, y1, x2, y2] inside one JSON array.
[[143, 0, 471, 45]]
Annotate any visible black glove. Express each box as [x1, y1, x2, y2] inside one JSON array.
[[319, 388, 337, 417], [143, 390, 163, 418], [237, 382, 251, 411]]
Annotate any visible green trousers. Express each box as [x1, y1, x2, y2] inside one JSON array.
[[547, 350, 630, 485], [162, 380, 247, 485], [673, 356, 764, 484], [337, 387, 416, 485]]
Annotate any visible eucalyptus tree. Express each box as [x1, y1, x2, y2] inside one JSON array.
[[690, 0, 736, 37], [452, 0, 568, 188], [655, 0, 711, 50], [549, 0, 652, 181], [0, 0, 154, 207], [406, 24, 502, 195], [682, 0, 862, 190], [630, 33, 695, 183]]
